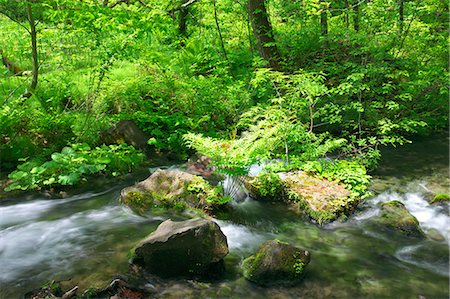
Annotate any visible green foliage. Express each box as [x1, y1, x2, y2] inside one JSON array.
[[0, 0, 447, 192], [187, 179, 233, 206], [251, 172, 284, 199], [293, 258, 305, 275], [5, 143, 144, 191], [302, 160, 371, 198]]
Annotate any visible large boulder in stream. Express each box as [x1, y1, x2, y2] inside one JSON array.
[[376, 201, 425, 238], [131, 218, 229, 277], [246, 171, 352, 224], [121, 169, 226, 213], [241, 240, 310, 286]]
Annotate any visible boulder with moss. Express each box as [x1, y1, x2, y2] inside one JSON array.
[[120, 169, 229, 213], [430, 193, 450, 204], [241, 240, 310, 286], [376, 201, 425, 238], [131, 218, 228, 277], [246, 171, 353, 224]]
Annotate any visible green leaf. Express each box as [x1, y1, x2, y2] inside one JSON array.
[[58, 173, 81, 185]]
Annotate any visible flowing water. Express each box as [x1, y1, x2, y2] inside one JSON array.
[[0, 137, 448, 298]]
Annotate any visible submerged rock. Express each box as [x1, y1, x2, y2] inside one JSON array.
[[120, 169, 227, 213], [131, 218, 229, 278], [241, 240, 310, 286], [377, 201, 425, 238], [246, 171, 353, 224]]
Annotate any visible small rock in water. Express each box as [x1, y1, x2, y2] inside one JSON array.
[[425, 228, 445, 242], [375, 201, 425, 238], [241, 239, 310, 286]]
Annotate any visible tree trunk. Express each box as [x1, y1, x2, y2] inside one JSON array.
[[213, 0, 230, 65], [352, 0, 360, 31], [320, 0, 328, 37], [344, 0, 349, 42], [178, 7, 188, 36], [344, 0, 349, 30], [248, 0, 280, 70], [398, 0, 404, 35], [27, 3, 38, 90]]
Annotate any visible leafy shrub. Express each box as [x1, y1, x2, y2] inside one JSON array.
[[5, 143, 144, 191], [301, 160, 371, 199]]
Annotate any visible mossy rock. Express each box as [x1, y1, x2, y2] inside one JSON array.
[[246, 171, 353, 224], [377, 201, 425, 238], [120, 169, 229, 214], [241, 240, 310, 286], [244, 172, 285, 201], [430, 193, 450, 204]]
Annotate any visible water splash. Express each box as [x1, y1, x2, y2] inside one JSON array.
[[222, 176, 249, 202], [363, 191, 450, 241]]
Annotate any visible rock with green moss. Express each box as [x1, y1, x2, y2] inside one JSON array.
[[246, 171, 353, 224], [120, 169, 229, 213], [430, 193, 450, 204], [245, 172, 285, 200], [131, 218, 228, 277], [377, 201, 425, 238], [241, 240, 310, 286]]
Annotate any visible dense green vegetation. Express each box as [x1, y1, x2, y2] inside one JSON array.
[[0, 0, 447, 192]]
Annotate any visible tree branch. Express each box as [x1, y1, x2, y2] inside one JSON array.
[[0, 12, 31, 34]]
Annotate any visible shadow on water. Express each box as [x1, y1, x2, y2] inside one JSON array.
[[0, 137, 449, 298]]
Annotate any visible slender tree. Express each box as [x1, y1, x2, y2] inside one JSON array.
[[352, 0, 360, 31], [248, 0, 280, 70], [398, 0, 404, 35], [320, 0, 328, 37], [27, 2, 38, 90]]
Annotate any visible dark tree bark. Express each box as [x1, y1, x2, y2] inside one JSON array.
[[178, 6, 188, 36], [398, 0, 404, 35], [168, 0, 198, 37], [352, 0, 360, 31], [344, 0, 349, 30], [27, 3, 38, 90], [213, 0, 229, 64], [248, 0, 280, 70], [320, 0, 328, 36]]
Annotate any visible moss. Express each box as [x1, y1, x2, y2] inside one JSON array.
[[250, 172, 285, 199], [430, 193, 450, 204], [242, 240, 310, 286], [122, 191, 153, 213], [379, 201, 424, 238], [187, 177, 232, 207], [288, 190, 336, 224]]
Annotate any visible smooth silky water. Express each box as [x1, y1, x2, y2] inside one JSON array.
[[0, 137, 448, 298]]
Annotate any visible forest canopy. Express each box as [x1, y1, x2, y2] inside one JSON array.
[[0, 0, 448, 188]]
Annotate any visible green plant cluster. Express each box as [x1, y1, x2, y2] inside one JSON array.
[[5, 143, 144, 191], [301, 160, 371, 199], [187, 178, 233, 206], [250, 172, 285, 199]]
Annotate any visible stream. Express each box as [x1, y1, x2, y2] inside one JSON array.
[[0, 137, 448, 298]]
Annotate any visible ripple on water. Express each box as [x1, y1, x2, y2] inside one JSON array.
[[395, 243, 450, 277]]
